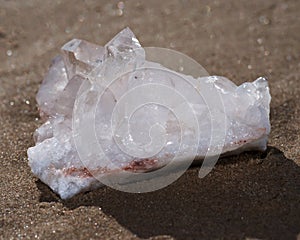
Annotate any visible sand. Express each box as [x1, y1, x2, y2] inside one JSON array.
[[0, 0, 299, 239]]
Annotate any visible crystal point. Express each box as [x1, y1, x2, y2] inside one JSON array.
[[62, 38, 105, 78]]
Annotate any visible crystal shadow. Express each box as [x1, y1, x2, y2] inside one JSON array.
[[38, 147, 300, 240]]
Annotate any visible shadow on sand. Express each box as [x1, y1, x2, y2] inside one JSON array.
[[37, 147, 300, 239]]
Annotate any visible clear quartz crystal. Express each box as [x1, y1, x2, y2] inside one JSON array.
[[28, 28, 271, 199], [62, 39, 105, 79]]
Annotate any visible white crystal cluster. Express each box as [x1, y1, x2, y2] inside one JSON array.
[[28, 28, 271, 199]]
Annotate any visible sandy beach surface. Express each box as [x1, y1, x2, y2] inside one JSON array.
[[0, 0, 299, 239]]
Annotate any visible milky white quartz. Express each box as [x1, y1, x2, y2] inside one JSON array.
[[28, 28, 271, 199]]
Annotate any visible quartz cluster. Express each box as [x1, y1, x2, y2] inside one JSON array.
[[28, 28, 271, 199]]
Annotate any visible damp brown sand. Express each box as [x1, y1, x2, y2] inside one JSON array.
[[0, 1, 299, 239]]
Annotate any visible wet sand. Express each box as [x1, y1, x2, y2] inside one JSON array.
[[0, 0, 299, 239]]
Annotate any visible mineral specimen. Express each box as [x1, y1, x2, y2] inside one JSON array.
[[28, 28, 271, 199]]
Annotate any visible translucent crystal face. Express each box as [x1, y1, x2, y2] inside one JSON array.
[[28, 28, 271, 199], [61, 39, 105, 79]]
